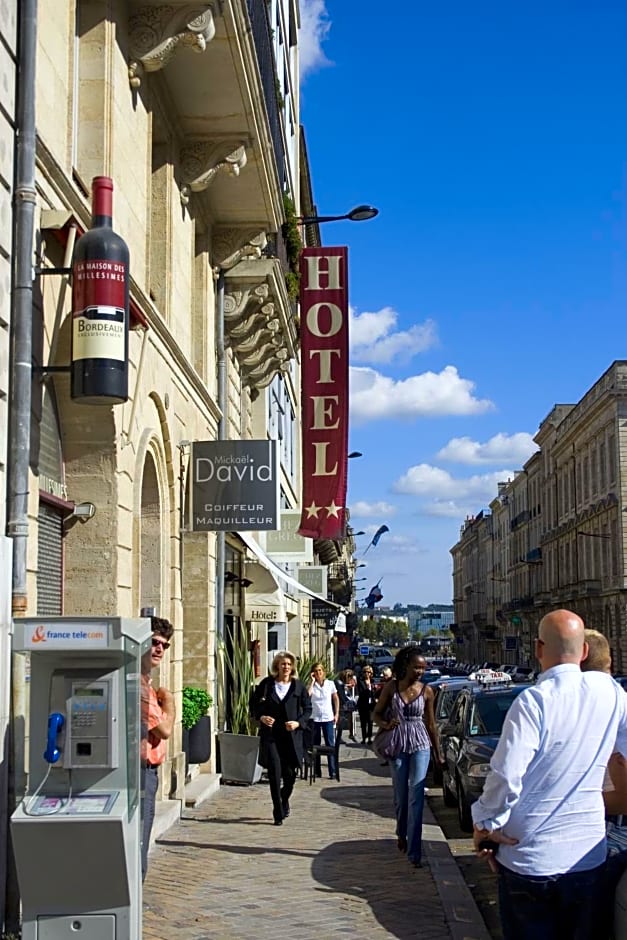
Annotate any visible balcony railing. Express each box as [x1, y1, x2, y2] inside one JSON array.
[[246, 0, 285, 189]]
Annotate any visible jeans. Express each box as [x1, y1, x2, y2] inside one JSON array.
[[313, 720, 336, 778], [497, 862, 605, 940], [140, 765, 159, 881], [390, 747, 430, 863]]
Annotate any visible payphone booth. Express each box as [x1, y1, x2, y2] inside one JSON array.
[[11, 617, 151, 940]]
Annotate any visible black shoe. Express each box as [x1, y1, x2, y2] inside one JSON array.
[[282, 802, 290, 818], [273, 818, 283, 826]]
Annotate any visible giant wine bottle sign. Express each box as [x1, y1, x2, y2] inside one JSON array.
[[71, 176, 130, 404]]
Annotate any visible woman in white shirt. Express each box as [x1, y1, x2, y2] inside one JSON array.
[[308, 663, 340, 779]]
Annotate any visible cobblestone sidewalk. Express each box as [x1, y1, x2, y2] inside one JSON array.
[[143, 744, 490, 940]]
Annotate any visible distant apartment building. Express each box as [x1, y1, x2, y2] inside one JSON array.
[[451, 361, 627, 671], [410, 607, 455, 635]]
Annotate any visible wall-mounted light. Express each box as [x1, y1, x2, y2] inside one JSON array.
[[224, 571, 254, 588], [348, 452, 363, 459], [63, 501, 96, 528]]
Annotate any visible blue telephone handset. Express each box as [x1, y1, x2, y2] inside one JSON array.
[[44, 712, 65, 764]]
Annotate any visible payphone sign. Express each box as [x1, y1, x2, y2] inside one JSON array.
[[25, 622, 108, 648]]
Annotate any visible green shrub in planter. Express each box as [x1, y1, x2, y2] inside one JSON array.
[[182, 687, 213, 730]]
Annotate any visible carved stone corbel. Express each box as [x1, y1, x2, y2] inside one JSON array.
[[128, 5, 217, 88], [240, 341, 277, 368], [213, 228, 267, 271], [223, 284, 268, 323], [180, 142, 247, 205], [243, 358, 290, 389]]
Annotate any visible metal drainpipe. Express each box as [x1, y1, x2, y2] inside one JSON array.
[[8, 0, 37, 613], [4, 0, 38, 930], [215, 269, 226, 727]]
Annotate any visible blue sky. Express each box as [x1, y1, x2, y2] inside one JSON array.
[[298, 0, 627, 607]]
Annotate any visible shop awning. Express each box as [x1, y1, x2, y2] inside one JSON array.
[[245, 562, 287, 623], [238, 531, 344, 611]]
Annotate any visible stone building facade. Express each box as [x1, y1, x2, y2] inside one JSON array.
[[0, 0, 357, 847], [452, 361, 627, 672]]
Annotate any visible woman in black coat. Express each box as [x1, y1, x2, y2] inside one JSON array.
[[251, 651, 312, 825], [357, 665, 377, 744]]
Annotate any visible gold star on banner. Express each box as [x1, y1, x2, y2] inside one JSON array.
[[326, 501, 342, 518], [306, 502, 321, 518]]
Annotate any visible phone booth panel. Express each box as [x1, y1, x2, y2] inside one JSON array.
[[10, 617, 150, 940]]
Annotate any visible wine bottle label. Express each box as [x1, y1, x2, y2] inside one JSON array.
[[72, 258, 127, 361]]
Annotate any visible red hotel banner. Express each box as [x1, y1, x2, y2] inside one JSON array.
[[298, 246, 349, 540]]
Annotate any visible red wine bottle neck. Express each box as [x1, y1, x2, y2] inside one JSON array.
[[91, 176, 114, 228], [91, 213, 113, 228]]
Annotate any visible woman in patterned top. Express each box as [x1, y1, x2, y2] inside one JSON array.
[[373, 647, 444, 868]]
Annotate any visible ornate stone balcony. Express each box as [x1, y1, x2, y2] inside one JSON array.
[[127, 1, 284, 232]]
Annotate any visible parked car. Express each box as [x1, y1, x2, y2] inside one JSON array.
[[440, 673, 531, 831], [508, 665, 535, 682], [363, 647, 395, 670], [422, 668, 443, 683], [428, 677, 480, 784]]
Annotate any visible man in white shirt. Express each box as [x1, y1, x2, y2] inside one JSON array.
[[472, 608, 627, 940]]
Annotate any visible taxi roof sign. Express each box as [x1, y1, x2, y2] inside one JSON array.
[[469, 668, 512, 686]]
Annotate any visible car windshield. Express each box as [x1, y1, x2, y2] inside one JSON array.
[[437, 689, 461, 720], [468, 691, 522, 736]]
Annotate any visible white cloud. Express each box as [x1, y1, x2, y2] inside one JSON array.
[[350, 500, 396, 518], [437, 432, 537, 465], [350, 365, 494, 423], [392, 464, 514, 503], [421, 500, 469, 518], [350, 307, 438, 365], [299, 0, 331, 79]]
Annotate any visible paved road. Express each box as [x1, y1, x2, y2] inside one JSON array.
[[143, 743, 491, 940]]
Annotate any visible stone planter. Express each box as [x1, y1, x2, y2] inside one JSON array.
[[217, 732, 262, 784], [183, 715, 212, 766]]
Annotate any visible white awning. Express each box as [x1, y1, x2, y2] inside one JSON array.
[[238, 531, 344, 611], [245, 562, 287, 623]]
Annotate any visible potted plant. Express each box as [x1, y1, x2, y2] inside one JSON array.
[[182, 687, 213, 765], [217, 621, 262, 784]]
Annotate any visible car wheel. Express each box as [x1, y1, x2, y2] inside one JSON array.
[[456, 778, 473, 832], [443, 770, 456, 807]]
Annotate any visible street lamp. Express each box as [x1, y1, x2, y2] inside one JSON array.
[[300, 205, 378, 225]]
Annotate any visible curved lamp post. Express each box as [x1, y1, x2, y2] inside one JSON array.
[[300, 205, 378, 225]]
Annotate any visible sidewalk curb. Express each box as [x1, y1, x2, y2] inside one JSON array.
[[423, 802, 492, 940]]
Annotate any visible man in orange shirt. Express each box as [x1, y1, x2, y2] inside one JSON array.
[[141, 616, 175, 880]]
